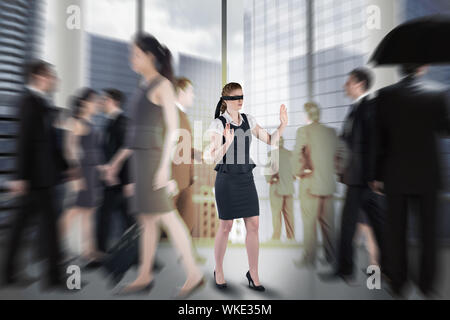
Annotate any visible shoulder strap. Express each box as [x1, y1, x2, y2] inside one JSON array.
[[146, 76, 164, 93], [241, 113, 248, 124], [79, 117, 90, 126], [218, 115, 227, 128], [217, 116, 227, 145]]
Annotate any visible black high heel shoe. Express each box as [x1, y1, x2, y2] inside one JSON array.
[[246, 271, 265, 292], [214, 271, 227, 289], [117, 280, 155, 295]]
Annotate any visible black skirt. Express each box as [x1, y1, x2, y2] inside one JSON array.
[[215, 171, 259, 220], [75, 165, 100, 208], [357, 210, 369, 225]]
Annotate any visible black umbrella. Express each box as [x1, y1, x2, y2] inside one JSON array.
[[369, 14, 450, 65]]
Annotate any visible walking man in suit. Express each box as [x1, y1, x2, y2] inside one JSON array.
[[173, 77, 205, 264], [293, 102, 338, 267], [371, 64, 450, 297], [322, 68, 385, 283], [3, 61, 69, 289], [266, 137, 295, 241], [96, 89, 135, 253]]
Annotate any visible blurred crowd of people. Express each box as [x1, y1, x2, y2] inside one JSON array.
[[1, 33, 206, 297], [266, 65, 449, 298], [0, 29, 449, 299]]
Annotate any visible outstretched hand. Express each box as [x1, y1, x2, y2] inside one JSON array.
[[280, 104, 288, 127], [223, 123, 235, 145]]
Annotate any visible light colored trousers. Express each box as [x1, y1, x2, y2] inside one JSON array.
[[270, 186, 295, 240], [299, 180, 336, 264]]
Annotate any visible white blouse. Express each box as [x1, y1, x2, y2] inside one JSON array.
[[207, 110, 257, 135]]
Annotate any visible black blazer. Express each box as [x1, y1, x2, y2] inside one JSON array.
[[16, 89, 68, 189], [374, 77, 450, 194], [341, 96, 377, 186], [103, 112, 130, 186]]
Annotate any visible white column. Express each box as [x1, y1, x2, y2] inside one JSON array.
[[365, 0, 400, 92], [41, 1, 86, 254], [42, 0, 86, 108]]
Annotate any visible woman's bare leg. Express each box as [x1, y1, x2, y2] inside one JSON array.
[[124, 214, 160, 290], [244, 216, 261, 285], [214, 219, 233, 284], [361, 224, 379, 266], [80, 207, 100, 259], [160, 210, 203, 291], [59, 207, 78, 258], [59, 207, 77, 242]]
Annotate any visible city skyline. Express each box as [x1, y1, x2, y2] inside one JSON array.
[[0, 0, 449, 242]]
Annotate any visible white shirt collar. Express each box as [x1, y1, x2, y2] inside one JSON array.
[[222, 110, 246, 126], [26, 85, 47, 99], [354, 92, 369, 104], [107, 109, 122, 120], [175, 102, 186, 113]]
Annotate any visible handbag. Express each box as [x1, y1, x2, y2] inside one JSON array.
[[102, 223, 140, 281]]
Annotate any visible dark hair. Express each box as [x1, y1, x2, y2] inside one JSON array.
[[400, 64, 425, 77], [103, 88, 124, 108], [214, 82, 242, 119], [71, 88, 98, 119], [134, 33, 174, 84], [175, 77, 193, 94], [349, 67, 373, 91], [26, 60, 53, 82]]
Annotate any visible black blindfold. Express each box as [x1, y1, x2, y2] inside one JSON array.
[[222, 95, 244, 101]]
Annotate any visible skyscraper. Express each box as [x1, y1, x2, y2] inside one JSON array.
[[87, 34, 139, 105], [243, 0, 450, 242]]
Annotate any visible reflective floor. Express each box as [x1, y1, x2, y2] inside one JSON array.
[[0, 240, 449, 300]]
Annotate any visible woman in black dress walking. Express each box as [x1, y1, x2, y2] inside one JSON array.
[[104, 33, 204, 297], [60, 88, 103, 264], [206, 82, 288, 291]]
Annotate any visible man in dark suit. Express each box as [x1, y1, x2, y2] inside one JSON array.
[[96, 89, 135, 253], [2, 60, 69, 289], [371, 64, 450, 297], [323, 68, 385, 283]]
